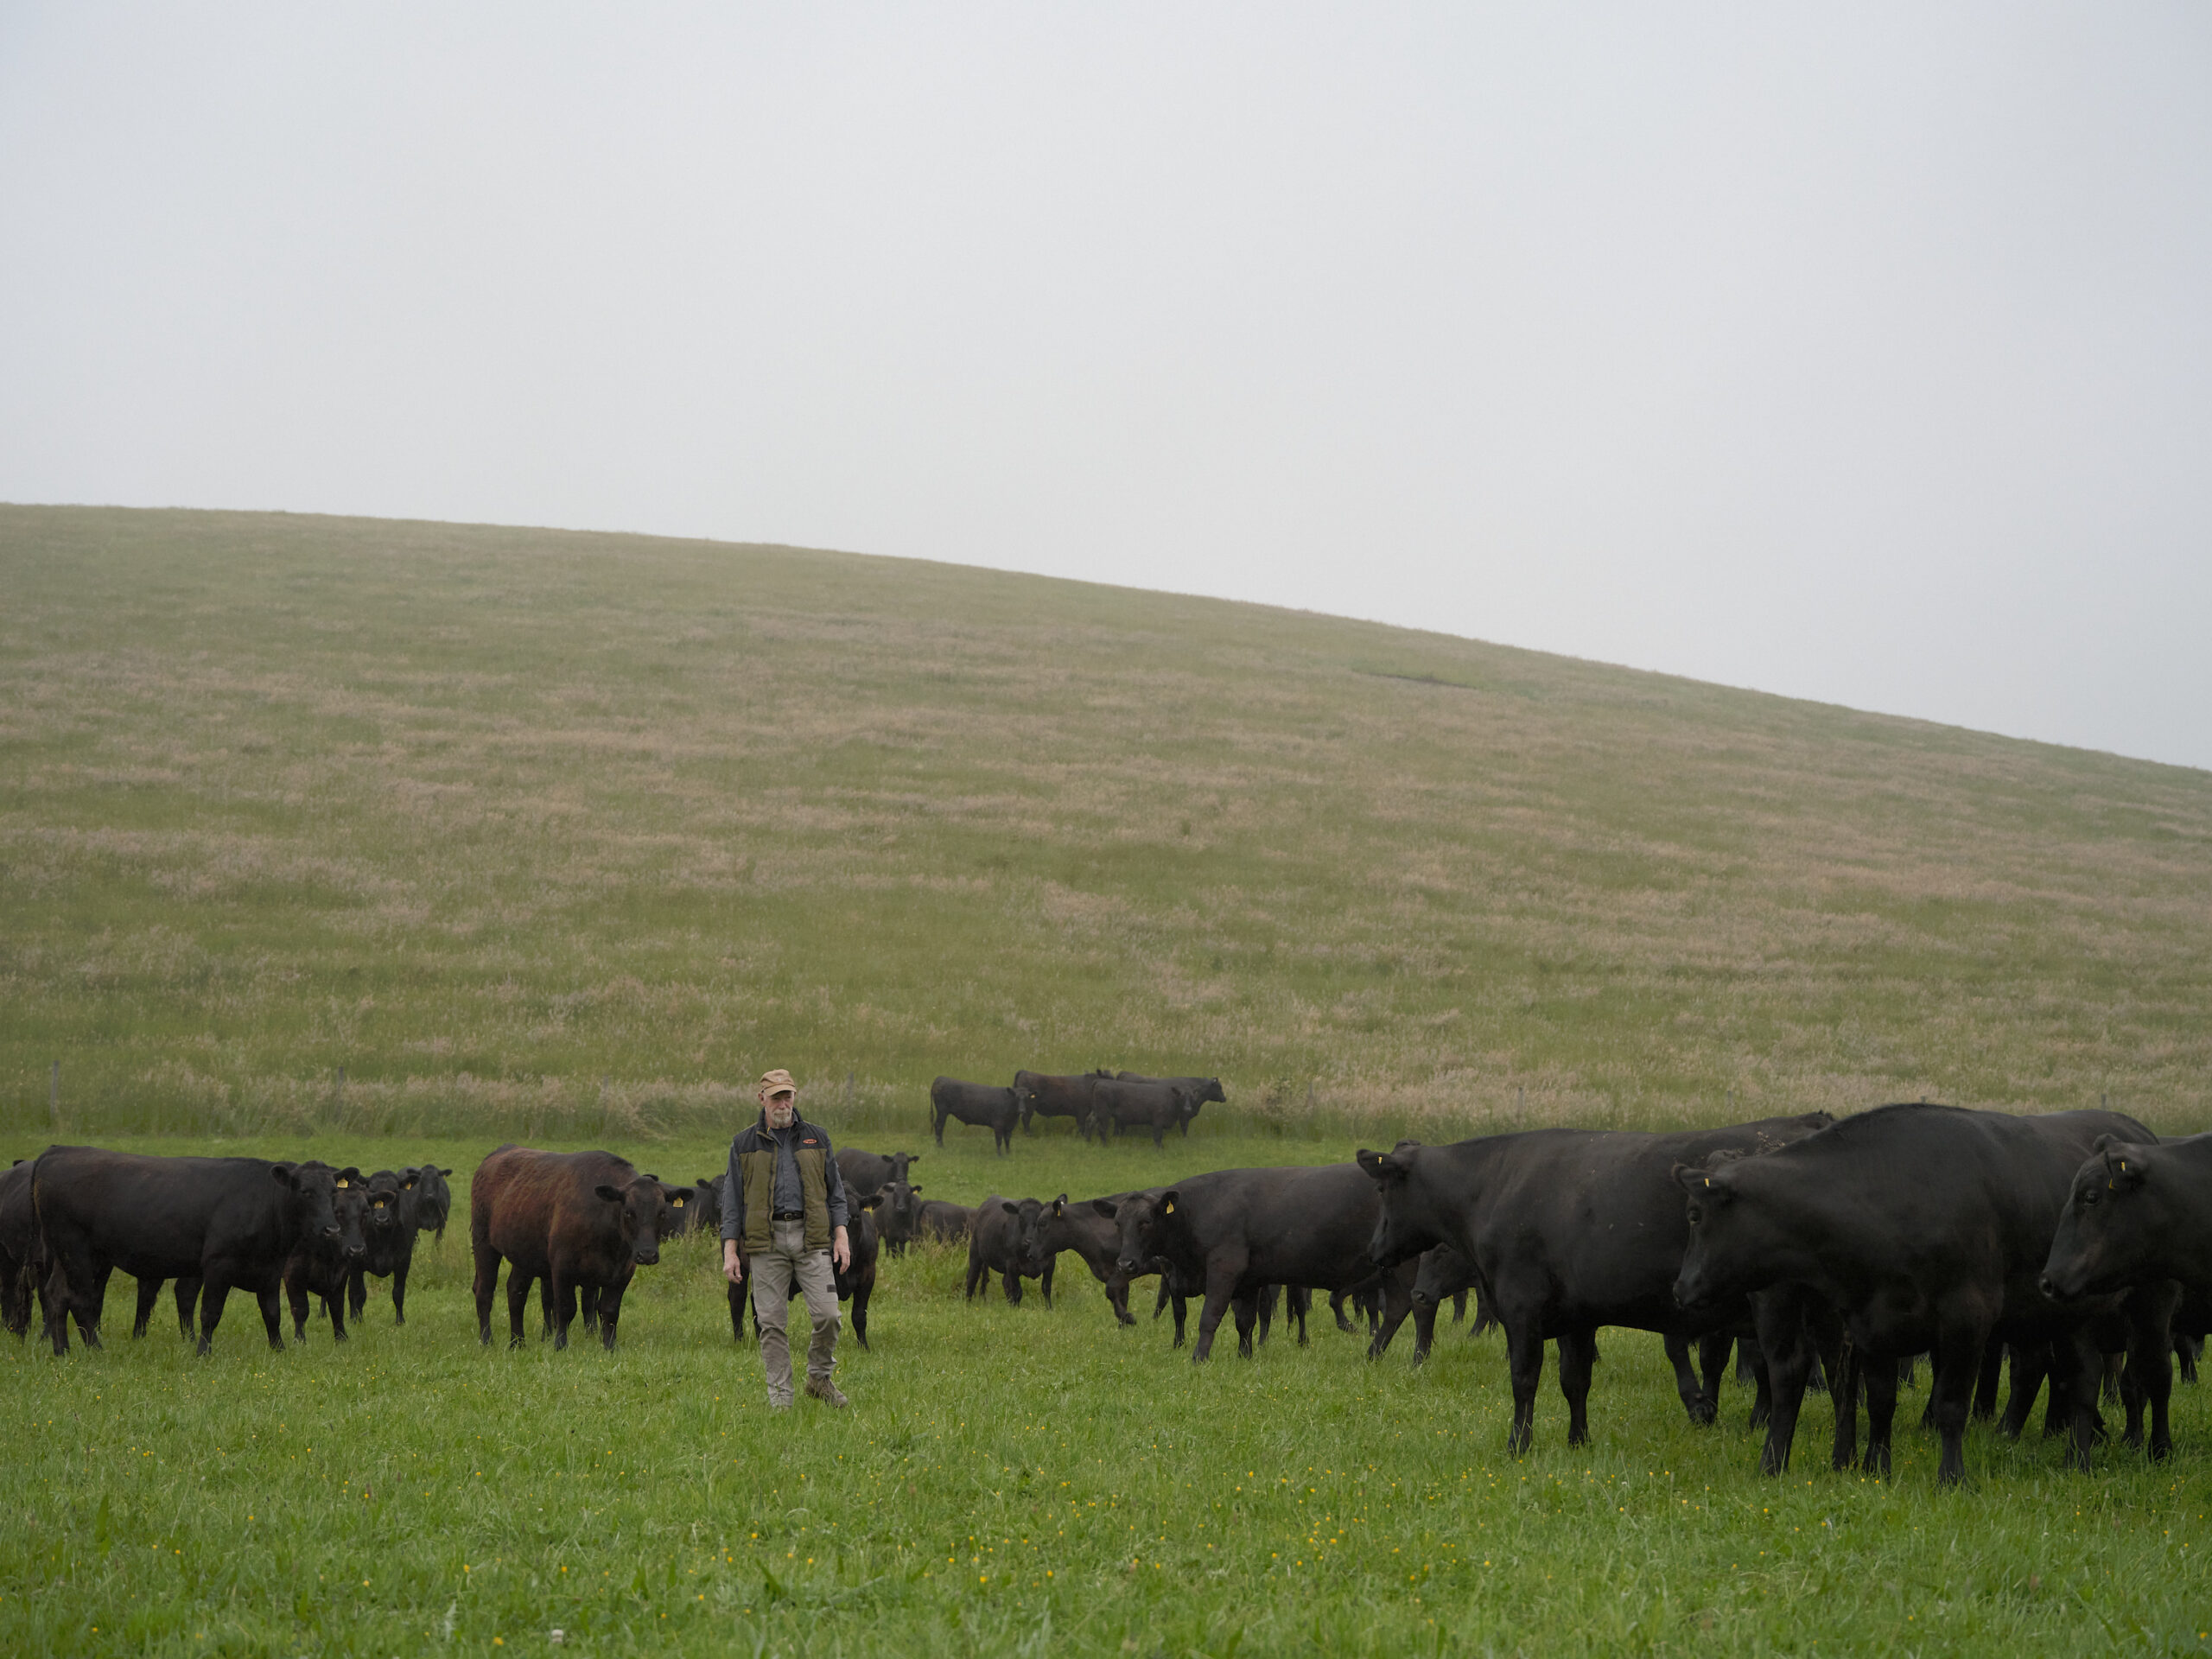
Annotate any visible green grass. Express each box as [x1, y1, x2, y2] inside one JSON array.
[[4, 1128, 2209, 1656], [3, 505, 2209, 1144]]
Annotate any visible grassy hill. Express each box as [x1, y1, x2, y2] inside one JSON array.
[[3, 503, 2208, 1141]]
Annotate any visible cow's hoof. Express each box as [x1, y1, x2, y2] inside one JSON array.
[[1688, 1398, 1718, 1427]]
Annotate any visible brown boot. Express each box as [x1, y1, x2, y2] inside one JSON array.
[[804, 1375, 849, 1408]]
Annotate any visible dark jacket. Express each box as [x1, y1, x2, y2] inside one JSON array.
[[721, 1113, 850, 1254]]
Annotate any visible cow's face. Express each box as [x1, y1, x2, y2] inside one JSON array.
[[410, 1165, 454, 1226], [877, 1180, 919, 1245], [2042, 1141, 2159, 1302], [330, 1178, 371, 1261], [888, 1152, 917, 1183], [363, 1173, 407, 1243], [1198, 1078, 1227, 1106], [1104, 1191, 1175, 1275], [1411, 1243, 1471, 1312], [1012, 1195, 1065, 1275], [273, 1162, 355, 1243], [1357, 1144, 1437, 1269], [1670, 1163, 1762, 1311], [657, 1182, 693, 1236], [596, 1177, 666, 1266]]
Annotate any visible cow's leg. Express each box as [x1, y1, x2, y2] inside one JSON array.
[[1860, 1355, 1898, 1479], [2125, 1284, 2177, 1461], [596, 1283, 624, 1351], [505, 1268, 533, 1350], [173, 1277, 199, 1342], [1998, 1341, 2047, 1439], [2177, 1333, 2202, 1385], [1232, 1287, 1260, 1359], [1747, 1339, 1774, 1432], [1829, 1344, 1861, 1472], [346, 1264, 367, 1322], [1973, 1339, 2004, 1421], [1928, 1323, 1985, 1486], [1696, 1332, 1731, 1406], [1104, 1271, 1134, 1326], [41, 1255, 83, 1355], [1370, 1272, 1414, 1360], [964, 1248, 987, 1301], [1663, 1329, 1716, 1426], [1191, 1255, 1245, 1364], [1289, 1286, 1310, 1345], [194, 1272, 233, 1357], [1171, 1288, 1189, 1348], [932, 1112, 944, 1148], [850, 1279, 870, 1350], [2059, 1328, 2105, 1473], [1255, 1284, 1276, 1347], [1411, 1299, 1437, 1365], [1330, 1289, 1357, 1336], [327, 1281, 348, 1342], [547, 1268, 573, 1351], [1451, 1288, 1468, 1326], [284, 1268, 310, 1342], [1503, 1315, 1546, 1455], [1002, 1265, 1022, 1306], [728, 1278, 748, 1343], [1557, 1329, 1597, 1445], [1751, 1293, 1810, 1474], [1039, 1258, 1054, 1308], [132, 1276, 162, 1339], [472, 1243, 499, 1346], [256, 1285, 284, 1351], [391, 1259, 410, 1325]]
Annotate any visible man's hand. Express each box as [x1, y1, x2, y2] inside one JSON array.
[[722, 1240, 744, 1285], [832, 1226, 851, 1273]]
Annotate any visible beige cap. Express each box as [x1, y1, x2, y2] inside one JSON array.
[[757, 1068, 798, 1101]]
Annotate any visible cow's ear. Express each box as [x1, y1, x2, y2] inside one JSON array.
[[1160, 1188, 1179, 1216], [335, 1166, 361, 1185], [1356, 1148, 1404, 1182], [270, 1163, 298, 1187], [401, 1173, 419, 1189], [594, 1184, 624, 1203], [1052, 1194, 1067, 1217], [699, 1177, 719, 1188], [906, 1154, 921, 1166], [1000, 1202, 1020, 1216], [1673, 1162, 1728, 1202], [1091, 1199, 1118, 1218], [642, 1173, 659, 1184], [860, 1193, 884, 1211], [2102, 1145, 2146, 1190]]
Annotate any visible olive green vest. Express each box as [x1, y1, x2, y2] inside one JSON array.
[[740, 1135, 832, 1253]]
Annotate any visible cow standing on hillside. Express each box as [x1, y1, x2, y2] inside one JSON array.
[[410, 1164, 455, 1244], [348, 1167, 423, 1326], [1014, 1071, 1098, 1140], [1103, 1071, 1224, 1136], [967, 1195, 1057, 1306], [470, 1146, 672, 1351], [1100, 1165, 1416, 1362], [1673, 1103, 2167, 1483], [31, 1147, 353, 1356], [1090, 1078, 1197, 1147], [1035, 1190, 1159, 1325], [930, 1078, 1021, 1153], [284, 1170, 371, 1341], [1359, 1112, 1834, 1453]]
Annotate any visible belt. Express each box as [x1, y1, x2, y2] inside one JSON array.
[[772, 1210, 804, 1221]]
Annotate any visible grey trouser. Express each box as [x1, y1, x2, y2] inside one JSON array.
[[748, 1219, 839, 1404]]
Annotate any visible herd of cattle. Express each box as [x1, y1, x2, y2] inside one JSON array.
[[6, 1092, 2210, 1488]]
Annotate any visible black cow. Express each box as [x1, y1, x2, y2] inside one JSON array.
[[1, 1158, 45, 1339], [1105, 1071, 1224, 1135], [967, 1195, 1058, 1306], [283, 1170, 371, 1341], [346, 1167, 424, 1326], [31, 1147, 351, 1356], [655, 1179, 702, 1237], [1673, 1104, 2166, 1483], [410, 1164, 456, 1244], [836, 1148, 921, 1201], [1013, 1071, 1098, 1139], [2043, 1134, 2212, 1305], [1099, 1165, 1414, 1362], [1360, 1112, 1834, 1453], [1036, 1190, 1160, 1325], [470, 1146, 671, 1351], [1409, 1242, 1485, 1363], [1090, 1078, 1196, 1148], [871, 1179, 919, 1257], [931, 1078, 1020, 1154], [688, 1175, 725, 1237], [912, 1196, 976, 1243]]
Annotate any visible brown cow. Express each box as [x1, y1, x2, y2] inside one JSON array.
[[470, 1146, 671, 1351]]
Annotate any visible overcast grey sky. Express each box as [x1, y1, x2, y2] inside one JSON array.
[[4, 5, 2208, 770]]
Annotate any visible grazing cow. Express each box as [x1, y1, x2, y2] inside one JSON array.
[[728, 1193, 886, 1349], [1098, 1165, 1414, 1362], [967, 1195, 1058, 1306], [912, 1196, 976, 1243], [1359, 1112, 1835, 1454], [283, 1170, 371, 1342], [470, 1146, 672, 1351], [347, 1168, 423, 1326], [1090, 1078, 1196, 1148], [30, 1147, 352, 1357], [410, 1164, 456, 1244], [931, 1078, 1021, 1153], [835, 1148, 921, 1202], [1035, 1191, 1160, 1324], [1106, 1071, 1225, 1135], [1673, 1104, 2166, 1483], [1013, 1071, 1098, 1140]]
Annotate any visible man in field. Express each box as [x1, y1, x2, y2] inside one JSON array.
[[721, 1068, 854, 1409]]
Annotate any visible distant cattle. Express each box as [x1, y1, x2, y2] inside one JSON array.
[[347, 1167, 423, 1326], [836, 1148, 921, 1202], [1103, 1071, 1224, 1136], [410, 1164, 456, 1243], [1673, 1104, 2166, 1482], [1090, 1078, 1196, 1148], [1013, 1071, 1098, 1140], [1098, 1165, 1413, 1362], [470, 1146, 671, 1351], [931, 1079, 1021, 1153], [283, 1168, 371, 1342], [967, 1195, 1058, 1306], [31, 1147, 353, 1357]]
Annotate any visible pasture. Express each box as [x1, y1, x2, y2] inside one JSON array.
[[4, 505, 2211, 1652], [5, 1127, 2209, 1657]]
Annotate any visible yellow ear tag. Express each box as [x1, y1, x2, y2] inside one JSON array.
[[2120, 1161, 2128, 1173], [1703, 1178, 1710, 1187], [674, 1197, 685, 1206], [1164, 1201, 1174, 1215], [336, 1179, 349, 1189], [2107, 1181, 2115, 1192]]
